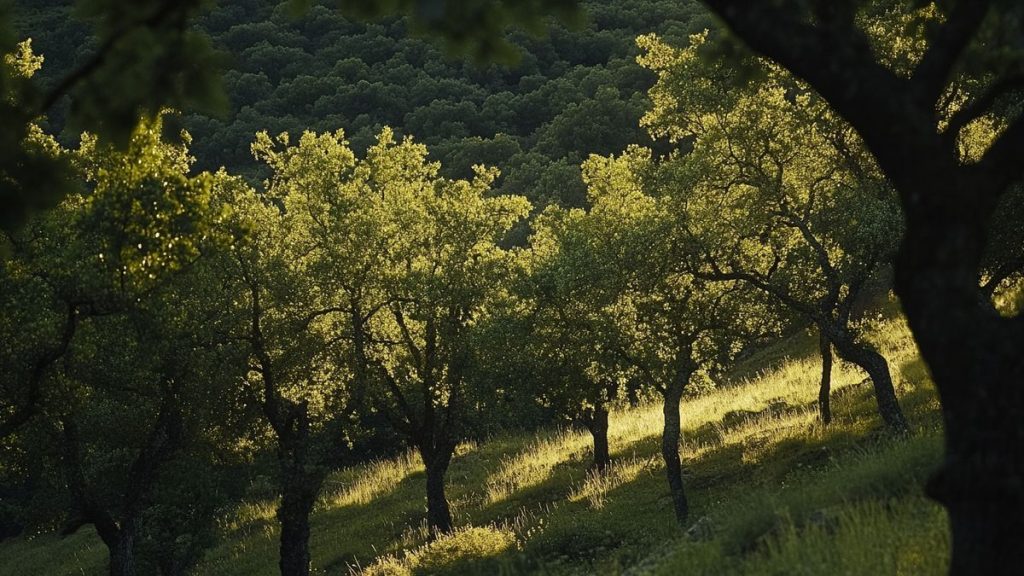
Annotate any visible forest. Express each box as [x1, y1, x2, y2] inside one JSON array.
[[1, 1, 1023, 576]]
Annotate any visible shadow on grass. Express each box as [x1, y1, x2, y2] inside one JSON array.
[[410, 382, 942, 576], [318, 356, 943, 575]]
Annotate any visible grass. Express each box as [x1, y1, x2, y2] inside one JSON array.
[[0, 296, 948, 575]]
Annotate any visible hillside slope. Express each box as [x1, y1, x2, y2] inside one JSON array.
[[0, 301, 948, 575]]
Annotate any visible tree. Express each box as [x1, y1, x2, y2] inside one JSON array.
[[575, 147, 767, 524], [0, 113, 240, 576], [638, 32, 910, 432], [358, 131, 530, 535], [203, 165, 364, 576], [249, 127, 531, 537], [677, 2, 1024, 573], [526, 209, 631, 473]]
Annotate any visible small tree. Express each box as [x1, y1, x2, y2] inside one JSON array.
[[207, 168, 361, 576], [0, 113, 239, 576], [639, 33, 909, 431], [576, 147, 767, 524], [527, 208, 633, 473]]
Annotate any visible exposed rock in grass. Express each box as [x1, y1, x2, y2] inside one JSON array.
[[685, 516, 714, 542]]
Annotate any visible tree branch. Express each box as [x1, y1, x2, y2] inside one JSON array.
[[944, 75, 1024, 144], [0, 300, 79, 439], [913, 0, 994, 102]]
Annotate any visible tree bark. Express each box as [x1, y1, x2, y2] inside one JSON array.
[[419, 445, 454, 537], [108, 530, 137, 576], [276, 457, 320, 576], [581, 405, 611, 473], [661, 375, 689, 525], [831, 336, 909, 434], [818, 330, 833, 426], [274, 404, 323, 576], [895, 204, 1024, 576]]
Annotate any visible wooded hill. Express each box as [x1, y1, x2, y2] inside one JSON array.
[[16, 0, 711, 206]]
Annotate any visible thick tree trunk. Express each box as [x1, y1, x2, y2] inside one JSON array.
[[895, 204, 1024, 576], [60, 395, 181, 576], [818, 330, 833, 425], [274, 405, 323, 576], [582, 405, 611, 473], [277, 470, 319, 576], [108, 531, 137, 576], [831, 337, 909, 433], [661, 379, 689, 525], [420, 446, 454, 536]]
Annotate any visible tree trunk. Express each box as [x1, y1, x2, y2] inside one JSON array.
[[661, 379, 689, 525], [108, 531, 136, 576], [277, 470, 318, 576], [420, 446, 454, 536], [582, 405, 611, 473], [894, 203, 1024, 576], [274, 406, 322, 576], [831, 337, 909, 433], [818, 330, 833, 426]]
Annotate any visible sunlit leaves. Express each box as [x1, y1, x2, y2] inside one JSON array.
[[639, 31, 902, 316], [75, 113, 226, 293]]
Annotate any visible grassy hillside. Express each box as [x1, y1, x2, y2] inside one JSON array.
[[0, 300, 947, 575]]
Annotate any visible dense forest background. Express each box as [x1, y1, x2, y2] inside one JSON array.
[[16, 0, 710, 207]]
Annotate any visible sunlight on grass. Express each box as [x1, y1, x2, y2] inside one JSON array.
[[745, 497, 948, 575], [220, 500, 278, 534], [1, 310, 946, 576], [484, 430, 591, 504], [354, 525, 519, 576], [568, 456, 659, 510], [322, 449, 423, 509]]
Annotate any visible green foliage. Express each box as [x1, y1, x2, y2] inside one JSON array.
[[329, 0, 584, 64], [5, 4, 1024, 576], [640, 31, 901, 336], [0, 1, 226, 230], [0, 40, 77, 231], [168, 0, 705, 205], [0, 108, 251, 574]]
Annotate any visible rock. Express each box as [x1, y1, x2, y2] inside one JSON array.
[[685, 515, 714, 542]]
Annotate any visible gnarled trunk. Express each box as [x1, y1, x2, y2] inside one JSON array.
[[831, 336, 908, 433], [581, 405, 611, 473], [896, 206, 1024, 576], [60, 393, 182, 576], [818, 330, 833, 425], [661, 374, 689, 525]]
